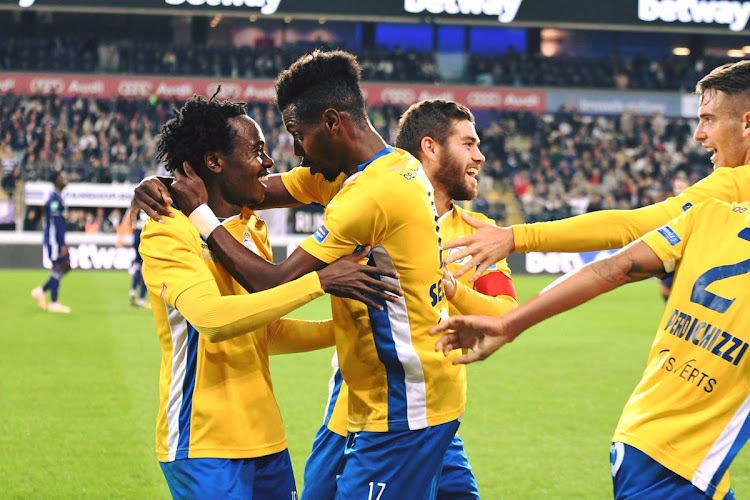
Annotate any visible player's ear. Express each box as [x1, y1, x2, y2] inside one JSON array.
[[203, 152, 222, 173], [323, 108, 340, 134], [420, 136, 439, 162], [743, 110, 750, 135]]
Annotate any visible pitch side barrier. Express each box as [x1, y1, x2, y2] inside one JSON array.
[[0, 232, 309, 269], [0, 231, 616, 274]]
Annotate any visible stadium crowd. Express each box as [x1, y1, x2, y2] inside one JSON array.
[[2, 92, 711, 230], [0, 36, 737, 90]]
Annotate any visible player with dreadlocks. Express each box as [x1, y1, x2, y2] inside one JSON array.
[[139, 93, 402, 499]]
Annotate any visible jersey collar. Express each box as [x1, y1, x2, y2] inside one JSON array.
[[357, 145, 395, 172]]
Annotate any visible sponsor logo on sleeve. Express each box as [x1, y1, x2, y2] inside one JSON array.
[[657, 226, 682, 246], [313, 225, 330, 243]]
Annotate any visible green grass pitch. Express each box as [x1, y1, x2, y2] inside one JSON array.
[[2, 270, 749, 498]]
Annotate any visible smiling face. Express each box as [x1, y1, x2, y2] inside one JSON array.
[[216, 115, 273, 207], [693, 90, 750, 169], [282, 106, 344, 182], [431, 119, 486, 201]]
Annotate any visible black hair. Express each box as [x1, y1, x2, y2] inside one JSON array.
[[395, 99, 476, 158], [274, 50, 367, 124], [156, 94, 247, 175]]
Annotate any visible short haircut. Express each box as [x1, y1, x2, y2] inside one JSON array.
[[696, 60, 750, 106], [395, 100, 476, 158], [274, 50, 367, 124], [156, 95, 247, 175]]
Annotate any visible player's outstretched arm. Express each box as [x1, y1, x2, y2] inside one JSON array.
[[443, 166, 741, 282], [129, 171, 304, 227], [442, 212, 515, 282], [172, 163, 402, 309], [431, 240, 665, 364], [267, 318, 335, 355]]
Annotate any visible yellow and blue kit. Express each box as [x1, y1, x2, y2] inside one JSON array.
[[512, 164, 750, 252], [614, 199, 750, 499], [297, 146, 463, 433], [140, 207, 331, 464], [282, 164, 518, 498]]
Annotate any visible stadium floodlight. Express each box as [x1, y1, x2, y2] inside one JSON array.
[[672, 47, 690, 56], [727, 49, 746, 58], [743, 46, 750, 54]]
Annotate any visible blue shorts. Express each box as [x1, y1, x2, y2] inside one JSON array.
[[159, 450, 296, 500], [303, 425, 345, 500], [335, 419, 460, 500], [303, 425, 478, 499], [610, 442, 735, 500], [439, 434, 479, 499]]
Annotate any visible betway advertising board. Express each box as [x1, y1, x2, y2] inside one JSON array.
[[4, 0, 750, 33], [0, 73, 546, 111]]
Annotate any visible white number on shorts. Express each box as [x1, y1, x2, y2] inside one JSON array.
[[368, 482, 386, 500], [291, 492, 297, 500]]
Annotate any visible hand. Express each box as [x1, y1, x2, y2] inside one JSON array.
[[170, 162, 208, 217], [430, 315, 517, 364], [443, 213, 515, 282], [129, 176, 174, 226], [442, 267, 457, 300], [318, 246, 403, 311], [59, 244, 69, 259]]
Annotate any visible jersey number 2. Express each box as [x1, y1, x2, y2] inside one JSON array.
[[691, 229, 750, 314]]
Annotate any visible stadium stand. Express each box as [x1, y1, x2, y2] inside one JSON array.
[[0, 36, 737, 90]]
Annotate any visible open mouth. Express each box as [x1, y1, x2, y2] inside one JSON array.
[[258, 170, 269, 188], [705, 146, 717, 162], [466, 167, 479, 179]]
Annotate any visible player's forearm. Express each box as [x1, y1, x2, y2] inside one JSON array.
[[176, 272, 324, 343], [512, 203, 674, 253], [267, 318, 335, 355], [503, 245, 657, 337], [449, 282, 517, 317], [253, 174, 305, 209], [206, 226, 305, 292]]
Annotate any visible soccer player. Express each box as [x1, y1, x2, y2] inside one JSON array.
[[31, 170, 72, 314], [139, 95, 401, 499], [431, 197, 748, 499], [131, 98, 518, 497], [298, 99, 519, 499], [166, 51, 466, 498], [128, 211, 150, 308], [441, 60, 750, 282]]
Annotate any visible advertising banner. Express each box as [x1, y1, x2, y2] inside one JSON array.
[[546, 89, 684, 117], [25, 182, 137, 208], [0, 72, 547, 111], [524, 250, 619, 274], [3, 0, 750, 33]]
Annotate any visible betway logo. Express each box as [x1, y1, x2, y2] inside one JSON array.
[[639, 0, 750, 31], [164, 0, 282, 15], [404, 0, 522, 22]]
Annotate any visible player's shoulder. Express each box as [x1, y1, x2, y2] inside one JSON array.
[[142, 209, 194, 238], [453, 205, 495, 226]]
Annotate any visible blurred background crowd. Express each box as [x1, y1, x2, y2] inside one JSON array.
[[0, 6, 745, 234]]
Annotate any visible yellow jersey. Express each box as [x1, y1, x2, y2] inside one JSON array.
[[513, 164, 750, 252], [617, 199, 750, 499], [297, 146, 462, 432], [319, 204, 518, 436], [141, 207, 323, 462]]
